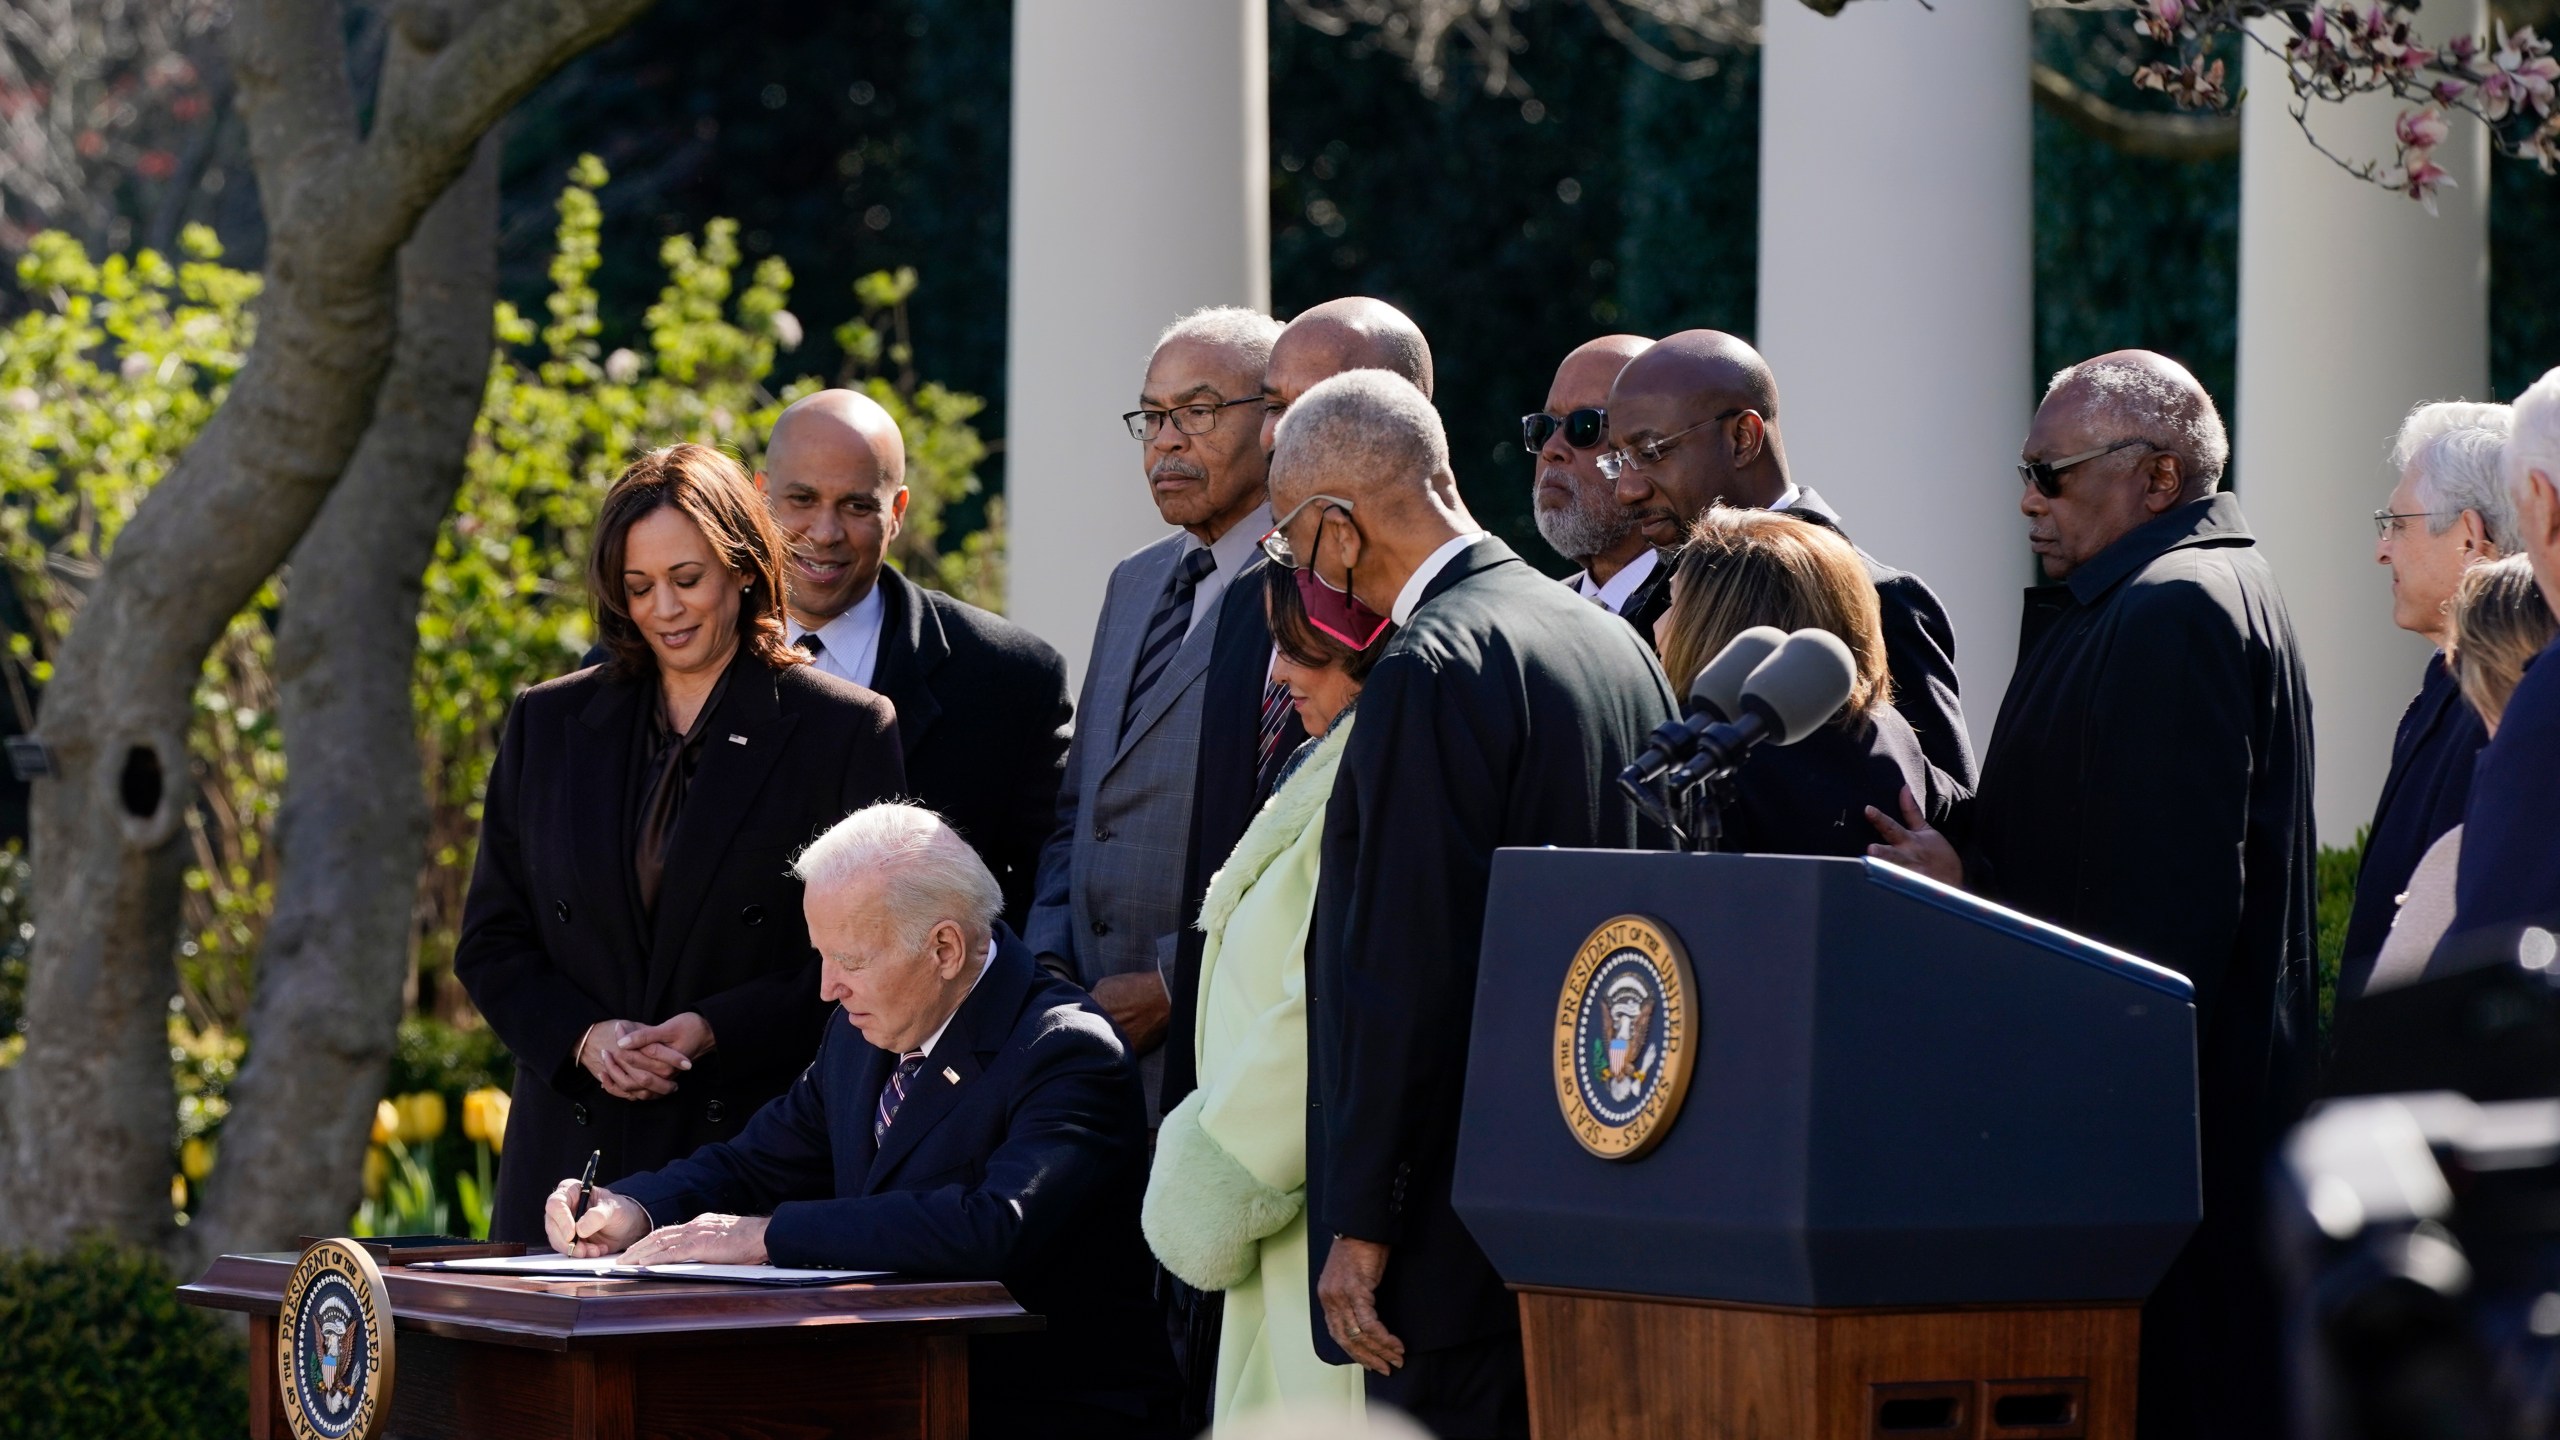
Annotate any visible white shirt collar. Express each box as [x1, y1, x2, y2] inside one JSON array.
[[1572, 547, 1660, 615], [1768, 482, 1804, 513], [1181, 501, 1276, 639], [1391, 531, 1488, 626], [917, 938, 998, 1060], [786, 582, 889, 688]]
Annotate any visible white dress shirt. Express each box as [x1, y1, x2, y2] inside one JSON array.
[[1391, 531, 1489, 626], [1768, 482, 1805, 514], [1569, 546, 1660, 616], [917, 938, 998, 1060], [1177, 501, 1276, 641], [786, 584, 888, 689]]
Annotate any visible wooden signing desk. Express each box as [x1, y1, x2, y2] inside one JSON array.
[[180, 1252, 1036, 1440]]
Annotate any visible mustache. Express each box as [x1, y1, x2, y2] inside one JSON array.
[[1151, 457, 1209, 483]]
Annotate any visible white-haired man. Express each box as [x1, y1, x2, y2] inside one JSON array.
[[1866, 350, 2313, 1440], [1266, 369, 1674, 1437], [2339, 402, 2512, 995], [2451, 366, 2560, 937], [546, 802, 1180, 1438]]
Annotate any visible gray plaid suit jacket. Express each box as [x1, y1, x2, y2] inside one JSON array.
[[1026, 531, 1228, 1110]]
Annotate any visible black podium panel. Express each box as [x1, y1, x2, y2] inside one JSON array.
[[1452, 851, 2200, 1308]]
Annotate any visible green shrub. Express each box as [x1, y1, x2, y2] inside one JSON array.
[[389, 1015, 514, 1098], [0, 1239, 244, 1440], [2316, 831, 2368, 1040]]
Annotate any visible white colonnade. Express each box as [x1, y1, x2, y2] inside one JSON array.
[[2235, 4, 2491, 843], [1006, 0, 1269, 688], [1756, 0, 2036, 734]]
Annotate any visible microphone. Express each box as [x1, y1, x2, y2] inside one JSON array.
[[1620, 627, 1786, 787], [1668, 628, 1858, 788]]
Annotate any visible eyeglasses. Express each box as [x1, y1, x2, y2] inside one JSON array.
[[1259, 493, 1355, 570], [1522, 407, 1606, 453], [2017, 438, 2151, 498], [1122, 395, 1260, 442], [2373, 508, 2435, 540], [1595, 409, 1745, 481]]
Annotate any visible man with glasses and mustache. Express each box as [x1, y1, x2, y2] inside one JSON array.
[[1603, 329, 1976, 787], [1525, 334, 1666, 634], [1865, 350, 2313, 1440]]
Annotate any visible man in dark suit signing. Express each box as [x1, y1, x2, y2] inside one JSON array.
[[1606, 330, 1976, 787], [1269, 371, 1675, 1437], [760, 390, 1072, 929], [546, 802, 1180, 1439]]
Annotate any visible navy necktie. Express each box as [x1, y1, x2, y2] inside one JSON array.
[[1256, 677, 1292, 778], [1124, 547, 1217, 738], [872, 1050, 927, 1144]]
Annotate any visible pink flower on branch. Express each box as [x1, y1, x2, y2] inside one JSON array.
[[2397, 105, 2451, 150]]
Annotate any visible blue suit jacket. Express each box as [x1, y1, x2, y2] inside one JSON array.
[[2452, 636, 2560, 939], [613, 924, 1177, 1438]]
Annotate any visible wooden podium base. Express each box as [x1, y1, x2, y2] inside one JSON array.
[[1517, 1287, 2139, 1440]]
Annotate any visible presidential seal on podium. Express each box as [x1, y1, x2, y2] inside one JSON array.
[[1553, 913, 1697, 1160], [276, 1238, 395, 1440]]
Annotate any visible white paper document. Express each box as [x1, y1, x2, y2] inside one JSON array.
[[415, 1253, 887, 1286]]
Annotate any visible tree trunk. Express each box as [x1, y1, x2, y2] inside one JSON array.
[[0, 0, 652, 1254], [184, 135, 499, 1267]]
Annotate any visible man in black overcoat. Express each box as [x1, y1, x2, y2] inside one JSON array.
[[759, 390, 1072, 929], [1270, 370, 1675, 1438], [1605, 330, 1976, 787], [1866, 350, 2315, 1440]]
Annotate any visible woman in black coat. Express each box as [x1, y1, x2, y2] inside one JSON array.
[[1653, 507, 1961, 858], [457, 442, 906, 1243]]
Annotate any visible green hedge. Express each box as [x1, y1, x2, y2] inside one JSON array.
[[0, 1240, 243, 1440]]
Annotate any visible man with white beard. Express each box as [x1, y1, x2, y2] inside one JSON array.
[[1526, 335, 1664, 634]]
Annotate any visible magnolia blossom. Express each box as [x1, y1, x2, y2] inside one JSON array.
[[2396, 105, 2451, 150], [2481, 23, 2559, 121]]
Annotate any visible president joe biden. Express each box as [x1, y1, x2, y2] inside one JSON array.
[[545, 802, 1180, 1437]]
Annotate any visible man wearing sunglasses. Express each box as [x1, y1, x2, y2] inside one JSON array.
[[1604, 329, 1976, 788], [1865, 349, 2312, 1440], [1270, 370, 1674, 1439], [1525, 334, 1664, 633]]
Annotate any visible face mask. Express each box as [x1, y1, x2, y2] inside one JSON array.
[[1296, 566, 1392, 651]]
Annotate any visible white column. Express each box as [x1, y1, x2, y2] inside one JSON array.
[[2235, 6, 2488, 844], [1756, 0, 2035, 739], [1005, 0, 1269, 689]]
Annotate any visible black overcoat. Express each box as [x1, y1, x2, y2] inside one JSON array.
[[867, 567, 1073, 930], [1306, 538, 1675, 1362], [1721, 705, 1958, 859], [1788, 487, 1978, 790], [2338, 654, 2484, 997], [1962, 493, 2314, 1439], [455, 655, 905, 1243], [2452, 633, 2560, 936]]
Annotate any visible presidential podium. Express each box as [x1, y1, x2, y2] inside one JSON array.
[[1454, 851, 2201, 1440]]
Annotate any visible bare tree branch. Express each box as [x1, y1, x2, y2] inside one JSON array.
[[2033, 59, 2239, 159]]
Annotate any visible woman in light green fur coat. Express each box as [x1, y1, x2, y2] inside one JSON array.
[[1143, 567, 1390, 1428]]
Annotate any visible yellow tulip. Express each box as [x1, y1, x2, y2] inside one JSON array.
[[462, 1087, 511, 1152], [171, 1173, 188, 1211], [372, 1098, 399, 1147], [484, 1090, 511, 1154], [180, 1136, 215, 1182], [394, 1091, 447, 1144], [362, 1146, 389, 1200]]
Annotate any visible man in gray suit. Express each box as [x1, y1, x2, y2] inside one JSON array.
[[1027, 306, 1283, 1113]]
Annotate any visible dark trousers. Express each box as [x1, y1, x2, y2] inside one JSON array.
[[1365, 1330, 1530, 1440]]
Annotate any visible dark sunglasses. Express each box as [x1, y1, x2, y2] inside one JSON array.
[[1521, 407, 1606, 453], [2016, 437, 2151, 498]]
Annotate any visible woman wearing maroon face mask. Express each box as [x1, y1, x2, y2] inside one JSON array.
[[1140, 564, 1392, 1423]]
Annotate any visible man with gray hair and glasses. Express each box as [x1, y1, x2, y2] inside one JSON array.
[[544, 801, 1180, 1437], [2449, 365, 2560, 941], [2338, 401, 2513, 998], [1865, 349, 2313, 1440]]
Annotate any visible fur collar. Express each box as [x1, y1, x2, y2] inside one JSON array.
[[1197, 716, 1355, 940]]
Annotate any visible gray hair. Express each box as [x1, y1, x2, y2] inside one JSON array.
[[1272, 368, 1449, 502], [1154, 305, 1281, 372], [2391, 400, 2516, 551], [2046, 357, 2230, 489], [791, 802, 1001, 949], [2507, 365, 2560, 516]]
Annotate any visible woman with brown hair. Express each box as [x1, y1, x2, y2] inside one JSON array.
[[457, 443, 906, 1242], [1654, 507, 1961, 857]]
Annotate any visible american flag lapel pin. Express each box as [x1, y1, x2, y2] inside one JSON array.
[[942, 1066, 961, 1085], [727, 734, 748, 745]]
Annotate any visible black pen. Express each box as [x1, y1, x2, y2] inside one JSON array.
[[573, 1148, 601, 1224]]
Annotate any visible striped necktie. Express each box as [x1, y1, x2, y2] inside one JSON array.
[[1123, 547, 1217, 739], [1256, 677, 1292, 778], [872, 1050, 928, 1144]]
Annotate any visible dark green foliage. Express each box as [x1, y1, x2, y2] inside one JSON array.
[[390, 1015, 514, 1099], [1270, 11, 1759, 570], [2317, 832, 2368, 1039], [2493, 157, 2560, 401], [0, 843, 27, 1043], [0, 1240, 245, 1440]]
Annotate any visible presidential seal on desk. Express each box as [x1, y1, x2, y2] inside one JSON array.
[[1554, 914, 1696, 1160], [277, 1238, 394, 1440]]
